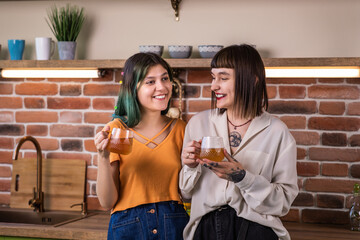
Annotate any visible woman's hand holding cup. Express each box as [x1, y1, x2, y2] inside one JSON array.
[[94, 125, 110, 158], [182, 140, 201, 168]]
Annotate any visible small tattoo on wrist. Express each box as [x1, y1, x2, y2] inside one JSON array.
[[228, 169, 246, 183]]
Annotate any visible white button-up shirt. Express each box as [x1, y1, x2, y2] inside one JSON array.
[[179, 110, 298, 240]]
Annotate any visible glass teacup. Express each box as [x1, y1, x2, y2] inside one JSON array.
[[200, 136, 225, 162], [106, 128, 133, 155]]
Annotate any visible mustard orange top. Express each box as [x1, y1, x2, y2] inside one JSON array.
[[105, 118, 186, 213]]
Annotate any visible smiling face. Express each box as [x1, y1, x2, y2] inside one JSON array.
[[211, 68, 236, 111], [210, 45, 268, 119], [137, 64, 172, 114]]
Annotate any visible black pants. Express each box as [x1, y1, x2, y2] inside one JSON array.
[[193, 205, 278, 240]]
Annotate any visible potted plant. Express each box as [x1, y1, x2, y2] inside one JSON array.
[[46, 4, 85, 60]]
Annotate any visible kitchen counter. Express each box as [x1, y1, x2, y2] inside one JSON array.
[[1, 212, 359, 240], [0, 211, 109, 240], [284, 222, 360, 240]]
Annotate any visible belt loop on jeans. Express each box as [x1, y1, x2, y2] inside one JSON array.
[[217, 205, 230, 212]]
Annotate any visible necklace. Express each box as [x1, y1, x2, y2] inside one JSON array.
[[228, 119, 252, 130]]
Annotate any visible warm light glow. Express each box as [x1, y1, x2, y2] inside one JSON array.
[[1, 67, 359, 79], [0, 69, 101, 78], [265, 67, 360, 78]]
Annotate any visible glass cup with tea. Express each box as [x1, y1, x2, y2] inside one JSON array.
[[106, 128, 133, 155], [200, 136, 225, 162]]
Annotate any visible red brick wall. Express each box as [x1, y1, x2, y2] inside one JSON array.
[[0, 69, 359, 225]]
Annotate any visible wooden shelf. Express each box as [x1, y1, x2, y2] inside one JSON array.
[[0, 60, 126, 69], [0, 57, 359, 69], [263, 57, 360, 67]]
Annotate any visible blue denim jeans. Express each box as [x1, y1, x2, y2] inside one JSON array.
[[108, 201, 189, 240]]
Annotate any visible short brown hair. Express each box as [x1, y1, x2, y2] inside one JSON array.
[[210, 44, 268, 119]]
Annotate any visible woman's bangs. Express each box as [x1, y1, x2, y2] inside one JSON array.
[[211, 52, 235, 69]]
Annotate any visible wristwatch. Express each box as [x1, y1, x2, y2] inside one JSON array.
[[231, 169, 246, 183]]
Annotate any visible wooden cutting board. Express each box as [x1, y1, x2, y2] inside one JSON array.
[[10, 158, 86, 212]]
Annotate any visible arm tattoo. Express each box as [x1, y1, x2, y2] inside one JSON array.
[[227, 168, 246, 183], [229, 131, 242, 147]]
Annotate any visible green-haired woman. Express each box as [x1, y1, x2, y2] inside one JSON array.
[[94, 52, 189, 239]]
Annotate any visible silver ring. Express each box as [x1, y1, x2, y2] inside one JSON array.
[[186, 153, 190, 158]]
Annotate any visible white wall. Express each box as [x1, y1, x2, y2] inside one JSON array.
[[0, 0, 359, 60]]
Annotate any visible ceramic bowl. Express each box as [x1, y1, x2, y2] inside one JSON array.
[[139, 45, 164, 56], [168, 45, 192, 58], [198, 45, 224, 58]]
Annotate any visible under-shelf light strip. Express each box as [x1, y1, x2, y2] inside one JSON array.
[[265, 67, 360, 78], [0, 69, 101, 78], [1, 67, 359, 78]]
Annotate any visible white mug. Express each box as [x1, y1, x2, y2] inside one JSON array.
[[35, 37, 55, 60]]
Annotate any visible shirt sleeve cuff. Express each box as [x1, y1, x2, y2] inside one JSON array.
[[235, 170, 255, 190], [183, 164, 202, 174], [109, 152, 120, 163]]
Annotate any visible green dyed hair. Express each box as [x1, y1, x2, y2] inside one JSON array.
[[113, 52, 173, 128]]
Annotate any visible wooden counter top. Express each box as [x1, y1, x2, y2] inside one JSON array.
[[0, 57, 360, 69], [283, 222, 360, 240], [1, 212, 359, 240], [0, 211, 109, 240]]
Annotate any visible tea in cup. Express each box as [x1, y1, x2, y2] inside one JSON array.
[[106, 128, 133, 155], [200, 136, 225, 162]]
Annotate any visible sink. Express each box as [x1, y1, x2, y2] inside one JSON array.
[[0, 208, 88, 226]]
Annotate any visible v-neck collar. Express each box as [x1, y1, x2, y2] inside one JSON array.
[[130, 119, 176, 150], [210, 110, 271, 156]]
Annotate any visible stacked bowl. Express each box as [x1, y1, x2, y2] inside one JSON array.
[[168, 45, 192, 59], [198, 45, 224, 58], [139, 45, 164, 56]]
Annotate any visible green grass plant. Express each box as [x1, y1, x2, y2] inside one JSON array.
[[46, 4, 85, 42]]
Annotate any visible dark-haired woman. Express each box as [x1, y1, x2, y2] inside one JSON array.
[[179, 45, 298, 240], [95, 52, 188, 240]]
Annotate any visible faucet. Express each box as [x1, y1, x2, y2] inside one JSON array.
[[13, 136, 44, 212], [70, 202, 88, 215]]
